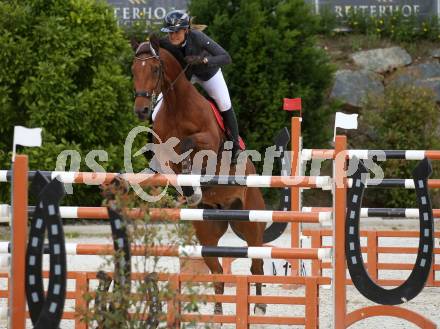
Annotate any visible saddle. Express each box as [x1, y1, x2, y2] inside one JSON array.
[[208, 101, 245, 150]]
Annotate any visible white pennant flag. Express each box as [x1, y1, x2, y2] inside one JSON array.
[[12, 126, 43, 161], [333, 112, 358, 141]]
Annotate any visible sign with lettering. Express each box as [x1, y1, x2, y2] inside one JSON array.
[[309, 0, 439, 19], [107, 0, 188, 26], [107, 0, 439, 26]]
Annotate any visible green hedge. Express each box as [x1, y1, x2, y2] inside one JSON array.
[[0, 0, 145, 205]]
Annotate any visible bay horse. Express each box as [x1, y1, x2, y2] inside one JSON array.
[[132, 35, 271, 316]]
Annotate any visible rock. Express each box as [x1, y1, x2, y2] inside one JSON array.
[[431, 49, 440, 59], [388, 63, 440, 86], [387, 63, 440, 101], [415, 78, 440, 102], [351, 47, 412, 73], [330, 70, 384, 108]]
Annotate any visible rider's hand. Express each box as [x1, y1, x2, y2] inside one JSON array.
[[184, 55, 207, 65]]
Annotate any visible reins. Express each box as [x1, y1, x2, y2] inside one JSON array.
[[152, 63, 190, 109], [134, 52, 190, 117]]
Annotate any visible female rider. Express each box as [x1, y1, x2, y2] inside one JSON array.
[[153, 10, 243, 164]]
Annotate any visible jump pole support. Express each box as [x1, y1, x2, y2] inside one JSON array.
[[290, 116, 302, 276], [333, 135, 347, 328], [282, 98, 303, 278], [10, 155, 27, 329]]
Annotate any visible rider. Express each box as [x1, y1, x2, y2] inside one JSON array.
[[154, 10, 243, 164]]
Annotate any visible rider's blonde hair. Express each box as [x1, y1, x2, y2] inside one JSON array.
[[189, 17, 207, 31]]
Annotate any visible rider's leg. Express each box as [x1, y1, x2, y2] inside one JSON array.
[[197, 69, 243, 164], [219, 108, 242, 162]]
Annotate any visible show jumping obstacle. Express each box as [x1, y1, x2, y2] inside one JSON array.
[[0, 205, 332, 224], [6, 154, 334, 328], [3, 106, 439, 328]]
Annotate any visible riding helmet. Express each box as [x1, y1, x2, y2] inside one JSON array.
[[161, 10, 190, 32]]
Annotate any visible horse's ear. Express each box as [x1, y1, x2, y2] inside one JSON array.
[[149, 33, 161, 55], [130, 37, 140, 52]]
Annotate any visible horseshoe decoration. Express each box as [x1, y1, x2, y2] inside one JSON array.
[[26, 172, 67, 329], [108, 207, 131, 289], [94, 208, 132, 329], [346, 158, 434, 305]]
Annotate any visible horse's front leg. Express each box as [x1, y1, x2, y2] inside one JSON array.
[[180, 133, 219, 206], [251, 258, 267, 315], [180, 137, 203, 206], [193, 220, 228, 322]]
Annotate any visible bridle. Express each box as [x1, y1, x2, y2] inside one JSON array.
[[133, 43, 190, 117], [134, 51, 163, 115]]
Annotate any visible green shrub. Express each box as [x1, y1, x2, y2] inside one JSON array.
[[0, 0, 144, 205], [351, 85, 440, 207], [342, 10, 440, 43]]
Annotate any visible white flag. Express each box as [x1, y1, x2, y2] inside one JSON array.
[[12, 126, 43, 161], [333, 112, 358, 141], [335, 112, 358, 129]]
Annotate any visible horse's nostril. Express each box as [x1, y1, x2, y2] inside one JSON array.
[[134, 107, 144, 114]]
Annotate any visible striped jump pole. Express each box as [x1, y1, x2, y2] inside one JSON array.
[[302, 149, 440, 160], [302, 207, 440, 218], [0, 204, 332, 224], [0, 242, 331, 260], [348, 178, 440, 189], [0, 170, 332, 189]]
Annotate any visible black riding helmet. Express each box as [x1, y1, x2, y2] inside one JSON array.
[[161, 10, 190, 33]]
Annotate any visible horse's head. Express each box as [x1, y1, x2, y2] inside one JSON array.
[[131, 35, 163, 121]]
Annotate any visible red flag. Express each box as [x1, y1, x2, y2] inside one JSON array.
[[283, 98, 302, 111]]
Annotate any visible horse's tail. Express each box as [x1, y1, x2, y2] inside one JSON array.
[[230, 127, 290, 243]]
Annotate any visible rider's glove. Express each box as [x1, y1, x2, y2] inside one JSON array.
[[184, 55, 207, 65]]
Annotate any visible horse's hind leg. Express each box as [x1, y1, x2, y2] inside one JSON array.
[[232, 187, 267, 315], [192, 220, 228, 316], [231, 222, 266, 315]]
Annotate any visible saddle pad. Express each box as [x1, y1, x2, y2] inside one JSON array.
[[208, 102, 246, 150]]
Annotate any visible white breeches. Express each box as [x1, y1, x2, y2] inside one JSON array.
[[152, 69, 231, 121]]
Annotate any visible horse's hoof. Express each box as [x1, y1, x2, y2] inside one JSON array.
[[254, 303, 267, 315], [186, 187, 202, 206], [214, 302, 223, 315]]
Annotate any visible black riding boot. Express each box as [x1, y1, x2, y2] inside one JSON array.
[[220, 108, 243, 164]]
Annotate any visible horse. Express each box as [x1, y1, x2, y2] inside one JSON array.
[[131, 34, 269, 317]]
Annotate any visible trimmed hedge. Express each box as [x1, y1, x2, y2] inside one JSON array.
[[0, 0, 143, 205]]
